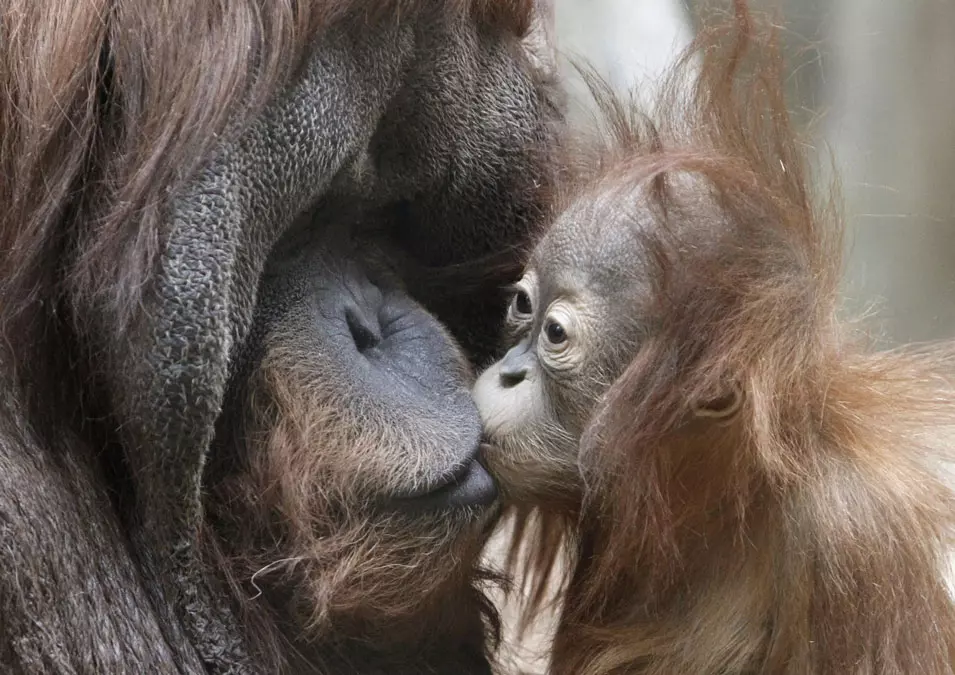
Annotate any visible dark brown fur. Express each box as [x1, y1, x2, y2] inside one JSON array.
[[493, 3, 955, 673], [0, 1, 555, 673], [0, 0, 534, 409], [208, 325, 499, 671]]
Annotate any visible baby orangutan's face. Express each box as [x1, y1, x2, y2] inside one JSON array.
[[472, 197, 649, 506]]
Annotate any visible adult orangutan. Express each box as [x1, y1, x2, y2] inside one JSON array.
[[0, 1, 561, 673]]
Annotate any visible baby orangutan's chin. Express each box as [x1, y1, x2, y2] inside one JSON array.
[[473, 367, 582, 509], [480, 433, 581, 510]]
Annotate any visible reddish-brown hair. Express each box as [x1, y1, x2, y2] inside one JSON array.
[[500, 2, 955, 672], [0, 0, 534, 414], [0, 2, 540, 670]]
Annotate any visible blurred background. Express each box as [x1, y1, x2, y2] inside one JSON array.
[[554, 0, 955, 346]]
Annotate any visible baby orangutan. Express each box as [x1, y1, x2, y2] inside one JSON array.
[[475, 3, 955, 674]]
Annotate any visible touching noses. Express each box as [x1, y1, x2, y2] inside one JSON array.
[[498, 340, 533, 388]]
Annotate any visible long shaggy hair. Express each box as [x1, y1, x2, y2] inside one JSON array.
[[207, 328, 503, 669], [500, 2, 955, 673], [0, 0, 535, 417], [0, 1, 535, 671]]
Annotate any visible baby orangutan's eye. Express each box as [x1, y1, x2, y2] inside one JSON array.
[[544, 319, 567, 346], [508, 286, 534, 325], [537, 305, 576, 365], [514, 289, 533, 316]]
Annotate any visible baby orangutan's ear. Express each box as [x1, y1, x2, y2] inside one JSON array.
[[691, 380, 745, 420]]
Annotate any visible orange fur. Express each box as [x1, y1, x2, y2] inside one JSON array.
[[497, 2, 955, 673]]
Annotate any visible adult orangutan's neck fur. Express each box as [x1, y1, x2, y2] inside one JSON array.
[[207, 351, 501, 671]]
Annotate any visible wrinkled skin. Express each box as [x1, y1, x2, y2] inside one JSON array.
[[0, 7, 559, 675], [472, 191, 651, 506]]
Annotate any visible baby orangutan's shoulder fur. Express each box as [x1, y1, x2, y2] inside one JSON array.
[[479, 2, 955, 674]]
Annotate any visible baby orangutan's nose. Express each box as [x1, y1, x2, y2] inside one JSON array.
[[499, 364, 527, 387], [498, 340, 534, 387]]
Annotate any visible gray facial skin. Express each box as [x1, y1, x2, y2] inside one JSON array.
[[0, 8, 560, 675], [473, 190, 653, 505]]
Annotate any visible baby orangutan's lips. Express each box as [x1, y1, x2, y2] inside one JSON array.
[[479, 438, 498, 456], [477, 439, 504, 471]]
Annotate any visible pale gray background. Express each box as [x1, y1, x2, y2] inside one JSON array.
[[556, 0, 955, 346]]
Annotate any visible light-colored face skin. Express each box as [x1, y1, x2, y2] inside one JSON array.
[[473, 193, 652, 506]]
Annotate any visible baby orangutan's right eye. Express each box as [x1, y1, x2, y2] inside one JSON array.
[[513, 289, 533, 317]]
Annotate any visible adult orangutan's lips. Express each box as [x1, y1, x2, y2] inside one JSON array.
[[393, 450, 499, 512]]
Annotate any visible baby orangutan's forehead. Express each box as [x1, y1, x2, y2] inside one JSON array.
[[529, 191, 650, 303]]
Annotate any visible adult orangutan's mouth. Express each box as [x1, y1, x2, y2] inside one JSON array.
[[394, 449, 499, 512]]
